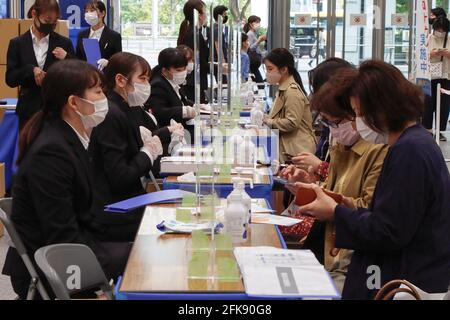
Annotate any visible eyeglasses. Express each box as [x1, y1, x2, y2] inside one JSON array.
[[319, 117, 343, 129]]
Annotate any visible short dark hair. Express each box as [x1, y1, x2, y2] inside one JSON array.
[[433, 16, 450, 32], [213, 5, 228, 22], [150, 48, 188, 81], [311, 68, 356, 120], [432, 7, 447, 18], [308, 57, 353, 93], [351, 60, 424, 133], [104, 52, 151, 91], [33, 0, 60, 16]]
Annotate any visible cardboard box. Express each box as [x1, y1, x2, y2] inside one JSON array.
[[0, 163, 5, 237], [19, 19, 70, 38], [0, 65, 18, 99], [0, 19, 20, 65]]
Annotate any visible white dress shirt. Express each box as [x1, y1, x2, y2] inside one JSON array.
[[89, 25, 105, 40], [65, 121, 90, 150], [30, 27, 49, 69]]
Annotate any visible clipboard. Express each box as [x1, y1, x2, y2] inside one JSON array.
[[82, 38, 102, 67]]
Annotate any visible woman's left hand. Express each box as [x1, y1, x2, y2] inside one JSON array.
[[297, 183, 338, 222]]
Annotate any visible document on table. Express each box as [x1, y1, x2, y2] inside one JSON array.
[[251, 213, 300, 226], [234, 247, 340, 299]]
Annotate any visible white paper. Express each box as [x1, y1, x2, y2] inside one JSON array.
[[251, 204, 276, 213], [251, 213, 301, 226], [234, 247, 340, 299]]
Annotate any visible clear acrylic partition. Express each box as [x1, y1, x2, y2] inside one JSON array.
[[187, 2, 277, 284]]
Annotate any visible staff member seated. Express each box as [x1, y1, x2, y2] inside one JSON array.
[[148, 48, 196, 129], [76, 0, 122, 71], [89, 52, 181, 242], [1, 60, 130, 300], [6, 0, 75, 129]]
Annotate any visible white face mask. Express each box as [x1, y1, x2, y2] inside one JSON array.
[[75, 97, 109, 129], [171, 70, 188, 86], [85, 12, 99, 27], [435, 31, 446, 38], [187, 62, 194, 74], [355, 117, 389, 144], [127, 82, 151, 107], [266, 70, 282, 85]]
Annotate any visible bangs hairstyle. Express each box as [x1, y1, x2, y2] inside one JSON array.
[[151, 48, 188, 81], [33, 0, 60, 16], [311, 68, 356, 120], [104, 52, 151, 91], [351, 60, 425, 133], [18, 60, 104, 164], [85, 0, 106, 12]]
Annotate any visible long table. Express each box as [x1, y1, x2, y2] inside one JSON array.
[[116, 199, 286, 300]]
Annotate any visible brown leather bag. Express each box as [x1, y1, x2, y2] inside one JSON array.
[[374, 280, 422, 300]]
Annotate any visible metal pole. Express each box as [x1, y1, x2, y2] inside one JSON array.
[[436, 83, 442, 144], [209, 5, 215, 106], [218, 15, 223, 114], [342, 0, 347, 60]]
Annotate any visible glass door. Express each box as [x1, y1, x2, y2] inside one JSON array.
[[384, 0, 411, 77], [289, 0, 328, 93], [336, 0, 374, 66]]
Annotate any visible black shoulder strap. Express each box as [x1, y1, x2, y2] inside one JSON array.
[[441, 32, 449, 62]]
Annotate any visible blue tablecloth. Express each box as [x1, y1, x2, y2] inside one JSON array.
[[0, 109, 19, 190]]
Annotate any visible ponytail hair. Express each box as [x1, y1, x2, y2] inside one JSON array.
[[18, 60, 104, 165], [177, 0, 205, 46], [264, 48, 307, 96], [243, 15, 261, 33]]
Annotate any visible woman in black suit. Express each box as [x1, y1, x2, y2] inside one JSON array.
[[76, 0, 122, 70], [6, 0, 75, 129], [2, 59, 130, 299], [177, 0, 209, 103], [89, 52, 183, 243]]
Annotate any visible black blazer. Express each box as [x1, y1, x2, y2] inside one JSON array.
[[89, 91, 168, 227], [5, 30, 75, 120], [148, 70, 190, 127], [183, 28, 210, 103], [2, 118, 110, 280], [76, 26, 122, 61]]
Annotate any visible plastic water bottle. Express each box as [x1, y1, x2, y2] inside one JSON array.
[[225, 193, 248, 243]]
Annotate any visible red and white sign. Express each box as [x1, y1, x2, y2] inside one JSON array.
[[391, 14, 409, 27], [294, 14, 312, 26], [350, 14, 367, 26]]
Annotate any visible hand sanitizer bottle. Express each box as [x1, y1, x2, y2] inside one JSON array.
[[225, 193, 248, 243]]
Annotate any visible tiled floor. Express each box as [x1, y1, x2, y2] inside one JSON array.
[[0, 133, 449, 300]]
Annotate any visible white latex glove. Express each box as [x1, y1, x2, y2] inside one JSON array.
[[183, 106, 197, 119], [169, 120, 187, 155], [145, 135, 163, 158], [200, 104, 212, 112], [168, 119, 185, 134], [140, 126, 163, 160], [97, 58, 109, 71], [140, 126, 153, 144]]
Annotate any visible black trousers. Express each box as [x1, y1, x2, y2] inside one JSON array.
[[423, 79, 450, 131], [250, 64, 264, 88]]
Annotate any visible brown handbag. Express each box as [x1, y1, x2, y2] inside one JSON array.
[[374, 280, 422, 300]]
